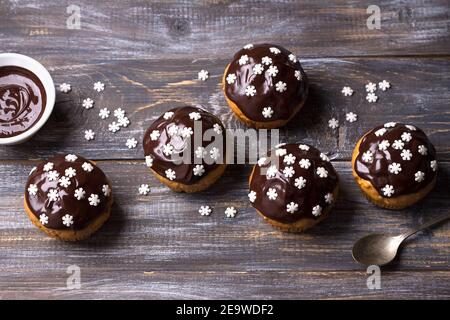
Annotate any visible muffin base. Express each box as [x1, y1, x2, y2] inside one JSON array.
[[249, 165, 339, 232], [150, 164, 227, 193], [24, 196, 113, 241], [351, 135, 436, 210], [222, 64, 306, 129]]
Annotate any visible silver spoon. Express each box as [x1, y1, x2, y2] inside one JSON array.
[[352, 213, 450, 266]]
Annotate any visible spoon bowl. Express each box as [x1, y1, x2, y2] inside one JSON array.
[[352, 234, 404, 266]]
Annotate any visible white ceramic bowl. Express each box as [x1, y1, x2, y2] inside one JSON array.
[[0, 53, 55, 145]]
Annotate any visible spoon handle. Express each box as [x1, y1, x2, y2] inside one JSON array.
[[402, 213, 450, 240]]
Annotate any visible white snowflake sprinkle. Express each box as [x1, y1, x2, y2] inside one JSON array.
[[46, 170, 59, 181], [288, 54, 297, 63], [163, 111, 174, 120], [84, 129, 95, 141], [199, 206, 212, 216], [82, 98, 94, 109], [415, 171, 425, 182], [382, 184, 394, 197], [294, 70, 302, 81], [286, 202, 298, 214], [365, 82, 377, 93], [325, 193, 334, 204], [253, 64, 264, 75], [47, 189, 59, 202], [378, 80, 391, 91], [275, 148, 287, 157], [283, 154, 296, 165], [345, 112, 358, 123], [245, 85, 257, 97], [180, 126, 193, 138], [108, 122, 120, 133], [59, 83, 71, 93], [138, 184, 150, 195], [102, 184, 111, 197], [213, 123, 222, 135], [58, 176, 71, 188], [99, 108, 110, 119], [193, 164, 205, 176], [198, 69, 209, 81], [269, 47, 281, 55], [283, 166, 295, 178], [375, 128, 387, 137], [401, 149, 413, 161], [225, 207, 237, 218], [66, 154, 78, 162], [392, 140, 404, 150], [62, 214, 74, 227], [328, 118, 339, 129], [165, 169, 176, 180], [261, 56, 272, 65], [226, 73, 237, 84], [28, 184, 38, 196], [43, 162, 54, 172], [366, 93, 378, 103], [362, 151, 374, 163], [299, 158, 311, 169], [312, 205, 322, 217], [210, 147, 221, 161], [167, 125, 179, 137], [39, 214, 48, 225], [145, 155, 153, 167], [267, 65, 278, 77], [257, 157, 267, 167], [384, 122, 396, 128], [430, 160, 438, 172], [189, 112, 201, 121], [388, 162, 402, 175], [266, 188, 278, 200], [243, 44, 254, 50], [239, 54, 249, 66], [316, 167, 328, 178], [342, 86, 353, 96], [275, 81, 287, 93], [162, 144, 174, 156], [294, 176, 307, 189], [82, 162, 94, 172], [74, 188, 86, 200], [126, 138, 138, 149], [150, 130, 160, 141], [88, 194, 100, 206], [298, 144, 310, 151], [195, 146, 207, 159], [113, 108, 125, 119], [378, 140, 390, 151], [418, 145, 428, 155], [266, 165, 278, 178], [401, 132, 412, 142], [118, 116, 130, 127], [248, 190, 257, 203], [93, 81, 105, 92]]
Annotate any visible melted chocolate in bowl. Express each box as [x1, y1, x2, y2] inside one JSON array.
[[0, 66, 46, 138]]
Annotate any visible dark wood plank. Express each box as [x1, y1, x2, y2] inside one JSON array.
[[1, 0, 449, 62], [0, 57, 448, 161]]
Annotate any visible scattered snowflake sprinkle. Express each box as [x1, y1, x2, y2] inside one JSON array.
[[384, 122, 396, 128], [328, 118, 339, 129], [102, 184, 111, 197], [401, 149, 413, 161], [193, 164, 205, 176], [257, 157, 267, 166], [388, 162, 402, 175], [244, 44, 254, 50], [199, 206, 212, 216], [366, 92, 378, 103], [74, 188, 86, 200], [195, 146, 207, 159], [181, 126, 193, 138], [93, 81, 105, 92], [88, 194, 100, 206], [28, 184, 38, 196], [167, 125, 179, 137], [59, 83, 71, 93], [342, 86, 353, 96], [43, 162, 54, 172], [189, 112, 201, 121], [362, 151, 374, 163], [275, 148, 287, 157], [82, 162, 94, 172], [47, 189, 59, 202], [150, 130, 160, 141], [162, 144, 174, 156], [46, 170, 59, 181], [275, 81, 287, 93], [239, 54, 249, 65], [325, 193, 334, 204], [163, 111, 174, 120], [346, 112, 358, 123], [213, 123, 222, 135], [62, 214, 74, 227], [430, 160, 438, 172], [198, 69, 209, 81], [299, 144, 310, 151], [266, 188, 278, 200], [108, 122, 120, 133], [288, 54, 297, 63], [261, 56, 272, 65], [118, 116, 130, 127], [316, 167, 328, 178], [126, 138, 138, 149], [266, 165, 278, 178], [415, 171, 425, 182], [294, 176, 307, 189], [245, 85, 256, 97], [84, 129, 95, 141], [145, 155, 153, 167], [165, 169, 176, 180], [82, 98, 94, 109], [299, 158, 311, 169], [39, 214, 48, 225], [401, 132, 412, 142], [248, 190, 257, 203], [378, 140, 390, 151], [58, 176, 71, 188], [269, 47, 281, 55], [138, 184, 150, 195], [99, 108, 110, 119], [210, 147, 220, 161], [226, 73, 237, 85], [365, 82, 377, 93], [283, 154, 296, 165], [286, 202, 298, 214], [283, 166, 295, 178], [392, 139, 404, 150], [114, 108, 126, 119], [312, 205, 322, 217], [267, 65, 278, 77], [225, 206, 237, 218], [418, 145, 428, 155], [294, 70, 302, 81], [378, 80, 391, 91], [382, 184, 394, 197], [375, 128, 387, 137], [253, 64, 264, 75]]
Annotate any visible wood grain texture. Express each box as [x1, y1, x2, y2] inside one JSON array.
[[0, 0, 449, 299]]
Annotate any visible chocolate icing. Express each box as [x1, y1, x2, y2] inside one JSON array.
[[143, 106, 226, 185], [249, 143, 339, 224], [0, 66, 46, 138], [354, 123, 437, 197], [224, 44, 308, 122], [25, 154, 112, 230]]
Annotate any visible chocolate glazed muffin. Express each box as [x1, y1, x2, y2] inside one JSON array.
[[249, 143, 339, 232], [24, 154, 113, 241], [352, 123, 438, 209], [143, 106, 227, 193], [223, 43, 308, 129]]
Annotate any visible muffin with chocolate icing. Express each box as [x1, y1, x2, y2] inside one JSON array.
[[249, 143, 339, 232], [143, 106, 227, 193], [24, 154, 113, 241], [223, 43, 308, 129], [352, 123, 438, 209]]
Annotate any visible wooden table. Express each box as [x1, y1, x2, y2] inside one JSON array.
[[1, 0, 449, 299]]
